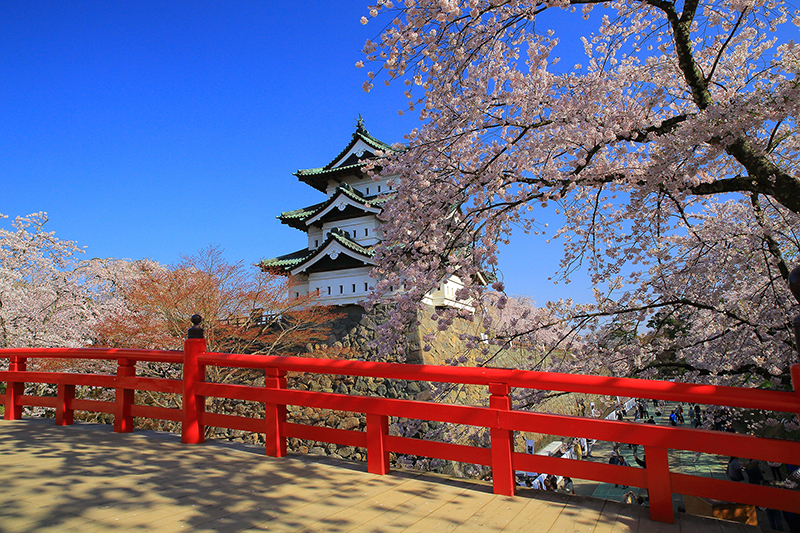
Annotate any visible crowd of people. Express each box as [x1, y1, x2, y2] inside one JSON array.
[[726, 455, 800, 531], [516, 472, 575, 494], [516, 398, 798, 531]]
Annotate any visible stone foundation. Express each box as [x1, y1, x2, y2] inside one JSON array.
[[209, 304, 609, 477]]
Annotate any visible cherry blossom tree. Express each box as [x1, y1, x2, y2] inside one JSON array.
[[582, 196, 799, 386], [0, 212, 126, 350], [359, 0, 800, 385], [460, 293, 580, 366], [0, 212, 132, 414]]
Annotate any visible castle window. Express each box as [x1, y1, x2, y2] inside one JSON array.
[[315, 239, 318, 247], [366, 187, 370, 195], [364, 228, 368, 237], [364, 282, 368, 291], [378, 185, 381, 192], [327, 286, 331, 295], [352, 284, 356, 292], [339, 285, 343, 294]]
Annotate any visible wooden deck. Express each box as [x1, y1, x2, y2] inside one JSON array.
[[0, 419, 765, 532]]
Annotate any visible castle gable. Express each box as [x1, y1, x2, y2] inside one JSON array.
[[304, 185, 381, 228], [293, 120, 395, 193], [289, 229, 374, 276]]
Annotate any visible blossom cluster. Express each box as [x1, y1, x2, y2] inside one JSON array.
[[360, 0, 800, 384]]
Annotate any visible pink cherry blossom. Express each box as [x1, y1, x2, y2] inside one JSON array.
[[360, 0, 800, 388]]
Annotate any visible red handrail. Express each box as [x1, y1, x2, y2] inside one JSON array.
[[2, 342, 799, 524]]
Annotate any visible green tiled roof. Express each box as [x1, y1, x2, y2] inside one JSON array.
[[317, 124, 393, 172], [278, 200, 327, 222], [294, 162, 360, 178], [260, 228, 375, 274], [336, 182, 391, 208], [293, 123, 398, 192], [278, 183, 392, 231], [259, 248, 314, 271]]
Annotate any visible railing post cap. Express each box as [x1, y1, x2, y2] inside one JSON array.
[[489, 382, 510, 396], [188, 314, 204, 339]]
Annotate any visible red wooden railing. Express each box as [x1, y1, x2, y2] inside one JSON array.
[[2, 332, 800, 524]]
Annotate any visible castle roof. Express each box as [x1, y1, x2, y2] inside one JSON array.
[[278, 183, 390, 231], [261, 227, 374, 275], [293, 121, 395, 192]]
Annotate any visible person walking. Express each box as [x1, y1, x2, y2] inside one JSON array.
[[573, 439, 583, 460], [745, 460, 764, 485], [585, 438, 595, 457], [760, 480, 784, 531], [669, 410, 678, 426], [727, 457, 745, 482], [633, 449, 646, 468], [768, 461, 784, 481]]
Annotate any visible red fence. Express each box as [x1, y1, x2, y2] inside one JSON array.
[[2, 335, 800, 524]]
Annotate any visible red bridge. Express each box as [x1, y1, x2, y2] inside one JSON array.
[[2, 325, 799, 531]]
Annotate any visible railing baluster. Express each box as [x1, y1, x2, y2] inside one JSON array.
[[5, 355, 26, 420], [644, 445, 674, 523], [367, 413, 390, 475], [489, 382, 515, 496], [114, 358, 135, 432], [182, 315, 207, 444], [264, 367, 287, 457], [55, 383, 75, 426], [793, 364, 800, 431]]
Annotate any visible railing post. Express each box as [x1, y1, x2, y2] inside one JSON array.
[[644, 445, 674, 523], [114, 358, 135, 432], [182, 314, 206, 444], [790, 265, 800, 362], [264, 367, 287, 457], [5, 355, 27, 420], [792, 365, 800, 426], [489, 382, 515, 496], [55, 384, 75, 426], [367, 413, 390, 475], [789, 266, 800, 424]]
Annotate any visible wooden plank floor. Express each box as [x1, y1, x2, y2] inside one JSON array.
[[0, 419, 764, 532]]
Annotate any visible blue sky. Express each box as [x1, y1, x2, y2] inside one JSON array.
[[1, 1, 593, 304]]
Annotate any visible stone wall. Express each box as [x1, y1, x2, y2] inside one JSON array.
[[318, 303, 492, 365], [211, 304, 611, 473]]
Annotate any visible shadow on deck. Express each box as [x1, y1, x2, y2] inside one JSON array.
[[0, 419, 767, 532]]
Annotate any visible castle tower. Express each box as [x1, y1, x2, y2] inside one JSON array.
[[260, 119, 393, 305], [262, 118, 478, 310]]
